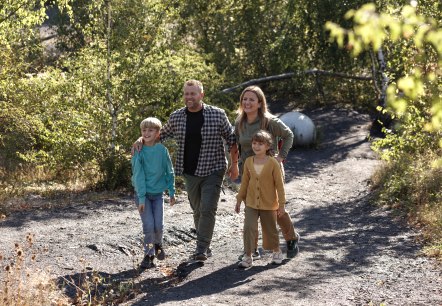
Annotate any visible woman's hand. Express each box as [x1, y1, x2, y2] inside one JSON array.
[[275, 156, 284, 163]]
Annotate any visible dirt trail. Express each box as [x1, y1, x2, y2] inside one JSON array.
[[1, 107, 441, 305]]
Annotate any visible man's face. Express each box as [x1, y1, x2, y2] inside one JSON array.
[[183, 85, 204, 112]]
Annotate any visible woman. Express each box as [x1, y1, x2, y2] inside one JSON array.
[[234, 85, 300, 259]]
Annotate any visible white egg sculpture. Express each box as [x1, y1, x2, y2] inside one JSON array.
[[279, 111, 316, 146]]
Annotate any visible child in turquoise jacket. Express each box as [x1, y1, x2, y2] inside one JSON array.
[[131, 117, 175, 269]]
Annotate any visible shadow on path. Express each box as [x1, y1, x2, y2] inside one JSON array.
[[57, 259, 283, 305], [131, 262, 282, 305]]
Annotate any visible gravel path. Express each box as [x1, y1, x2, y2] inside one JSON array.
[[1, 107, 441, 305]]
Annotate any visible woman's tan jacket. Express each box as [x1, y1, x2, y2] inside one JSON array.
[[236, 156, 286, 210]]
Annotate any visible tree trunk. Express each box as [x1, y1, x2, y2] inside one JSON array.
[[106, 0, 117, 153]]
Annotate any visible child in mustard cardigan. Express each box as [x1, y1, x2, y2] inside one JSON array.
[[235, 130, 285, 268]]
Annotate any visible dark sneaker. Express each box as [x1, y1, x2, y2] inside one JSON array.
[[155, 244, 165, 260], [140, 255, 155, 269], [194, 252, 207, 261], [238, 249, 260, 261], [193, 248, 212, 261], [287, 232, 300, 258]]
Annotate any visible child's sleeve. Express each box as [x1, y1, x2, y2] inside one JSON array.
[[131, 152, 146, 205], [163, 147, 175, 198]]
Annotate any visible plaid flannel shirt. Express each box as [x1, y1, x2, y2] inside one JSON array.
[[160, 103, 236, 177]]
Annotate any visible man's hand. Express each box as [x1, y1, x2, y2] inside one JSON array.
[[138, 204, 145, 213], [170, 196, 176, 206], [130, 137, 144, 156]]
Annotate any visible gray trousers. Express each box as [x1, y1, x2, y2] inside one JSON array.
[[183, 169, 225, 252]]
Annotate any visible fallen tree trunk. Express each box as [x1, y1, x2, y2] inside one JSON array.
[[221, 69, 372, 93]]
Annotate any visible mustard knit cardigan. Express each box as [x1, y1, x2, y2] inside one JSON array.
[[236, 156, 286, 210]]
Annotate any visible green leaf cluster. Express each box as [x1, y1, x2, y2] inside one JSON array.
[[327, 2, 442, 248]]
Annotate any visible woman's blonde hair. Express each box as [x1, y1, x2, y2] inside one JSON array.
[[235, 85, 274, 133]]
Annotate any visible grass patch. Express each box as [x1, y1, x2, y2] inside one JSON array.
[[371, 151, 442, 259]]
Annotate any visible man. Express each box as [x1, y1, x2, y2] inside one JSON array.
[[136, 79, 238, 260]]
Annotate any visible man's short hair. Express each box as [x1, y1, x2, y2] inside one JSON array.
[[140, 117, 162, 130], [184, 79, 204, 93]]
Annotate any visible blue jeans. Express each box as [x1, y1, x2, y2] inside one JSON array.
[[135, 193, 164, 256]]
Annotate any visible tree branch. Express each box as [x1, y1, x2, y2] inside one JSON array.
[[221, 69, 372, 93]]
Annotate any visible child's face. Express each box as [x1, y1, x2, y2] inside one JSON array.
[[252, 140, 270, 156], [141, 127, 160, 145]]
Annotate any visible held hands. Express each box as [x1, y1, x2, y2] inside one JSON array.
[[275, 156, 284, 163], [234, 201, 242, 214], [170, 196, 176, 206], [228, 163, 239, 181]]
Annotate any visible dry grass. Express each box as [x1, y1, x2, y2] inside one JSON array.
[[0, 164, 100, 205], [372, 151, 442, 259], [0, 234, 142, 306], [58, 254, 141, 305], [0, 234, 70, 306]]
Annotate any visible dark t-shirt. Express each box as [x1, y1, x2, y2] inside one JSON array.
[[183, 108, 204, 175]]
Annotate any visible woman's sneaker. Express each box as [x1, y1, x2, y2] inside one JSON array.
[[286, 232, 300, 258], [238, 249, 260, 261], [238, 255, 253, 268], [271, 251, 283, 265]]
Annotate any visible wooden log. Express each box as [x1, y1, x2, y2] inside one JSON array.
[[221, 69, 372, 93]]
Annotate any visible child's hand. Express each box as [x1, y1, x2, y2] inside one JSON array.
[[235, 201, 241, 214], [170, 196, 176, 206], [277, 205, 284, 217], [138, 204, 145, 213]]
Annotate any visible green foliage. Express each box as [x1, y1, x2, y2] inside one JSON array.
[[328, 2, 442, 250], [3, 0, 439, 196], [177, 0, 373, 104], [40, 0, 224, 189], [326, 3, 441, 141], [0, 102, 47, 172]]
